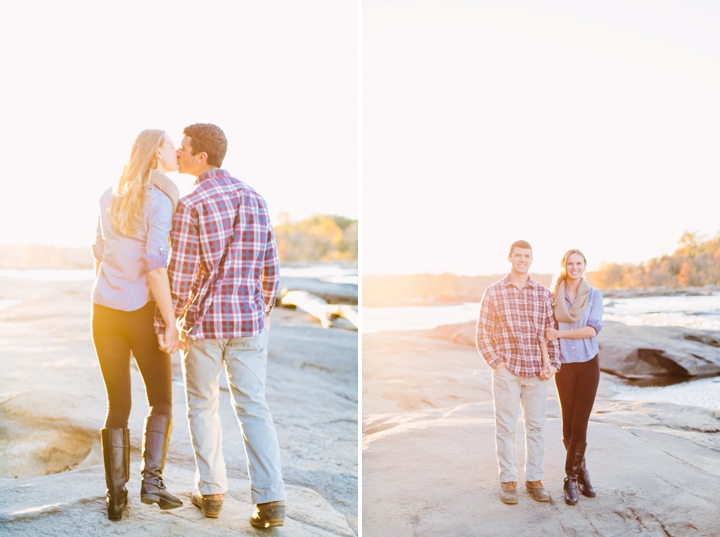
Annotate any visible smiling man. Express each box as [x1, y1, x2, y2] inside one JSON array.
[[156, 123, 286, 529], [475, 240, 561, 505]]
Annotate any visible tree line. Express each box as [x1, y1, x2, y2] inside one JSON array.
[[274, 213, 358, 262], [589, 232, 720, 289]]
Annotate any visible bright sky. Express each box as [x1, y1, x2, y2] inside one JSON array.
[[0, 1, 357, 248], [363, 0, 720, 276]]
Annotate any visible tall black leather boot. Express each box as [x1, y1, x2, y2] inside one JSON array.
[[564, 438, 596, 498], [563, 441, 586, 506], [578, 451, 596, 497], [140, 415, 183, 510], [101, 428, 130, 521]]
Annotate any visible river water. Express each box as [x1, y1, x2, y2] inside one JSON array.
[[363, 295, 720, 410], [0, 264, 358, 313]]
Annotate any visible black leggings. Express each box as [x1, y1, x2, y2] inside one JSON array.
[[554, 355, 600, 444], [92, 302, 172, 429]]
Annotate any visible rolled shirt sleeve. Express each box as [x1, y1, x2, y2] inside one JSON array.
[[142, 193, 172, 272], [545, 293, 561, 369], [262, 225, 280, 314], [476, 289, 503, 369], [586, 288, 604, 335], [92, 215, 104, 263]]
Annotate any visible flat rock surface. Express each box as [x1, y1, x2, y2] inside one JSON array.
[[0, 277, 357, 536], [363, 329, 720, 537]]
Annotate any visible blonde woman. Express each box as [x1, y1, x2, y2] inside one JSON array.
[[92, 129, 183, 521], [546, 249, 603, 506]]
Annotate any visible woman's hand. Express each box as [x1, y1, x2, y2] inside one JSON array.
[[545, 328, 560, 342]]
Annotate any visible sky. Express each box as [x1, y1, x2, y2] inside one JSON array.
[[0, 0, 358, 248], [363, 0, 720, 276]]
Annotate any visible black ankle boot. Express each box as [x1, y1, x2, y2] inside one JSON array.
[[564, 441, 586, 506], [101, 428, 130, 521], [140, 415, 183, 510]]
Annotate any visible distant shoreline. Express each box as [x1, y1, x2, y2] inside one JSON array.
[[364, 271, 720, 307], [0, 244, 358, 271], [365, 287, 720, 308]]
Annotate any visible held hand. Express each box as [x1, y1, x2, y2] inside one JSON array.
[[157, 332, 166, 352], [494, 362, 507, 371], [545, 328, 560, 342], [159, 324, 184, 354], [545, 365, 558, 379]]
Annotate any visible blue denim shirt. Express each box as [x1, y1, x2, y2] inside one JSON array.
[[558, 286, 603, 364], [92, 183, 172, 311]]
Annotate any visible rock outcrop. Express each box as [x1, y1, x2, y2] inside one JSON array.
[[279, 276, 358, 305], [425, 319, 720, 379]]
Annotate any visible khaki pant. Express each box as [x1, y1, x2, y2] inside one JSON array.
[[491, 367, 548, 483], [183, 328, 286, 503]]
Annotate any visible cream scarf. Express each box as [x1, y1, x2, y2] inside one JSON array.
[[554, 278, 590, 323], [149, 169, 179, 212]]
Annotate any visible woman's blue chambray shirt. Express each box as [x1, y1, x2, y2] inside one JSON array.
[[92, 183, 172, 311], [557, 286, 603, 364]]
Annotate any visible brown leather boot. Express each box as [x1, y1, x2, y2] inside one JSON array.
[[140, 415, 183, 510], [192, 490, 224, 518], [500, 482, 518, 504], [250, 500, 285, 528], [564, 438, 595, 498], [564, 441, 586, 505], [578, 454, 596, 497], [525, 480, 550, 502], [101, 428, 130, 521]]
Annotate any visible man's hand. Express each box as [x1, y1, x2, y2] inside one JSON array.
[[541, 365, 558, 380], [546, 328, 560, 342], [494, 362, 507, 371], [158, 324, 185, 354]]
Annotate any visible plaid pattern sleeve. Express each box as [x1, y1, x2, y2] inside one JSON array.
[[159, 169, 276, 339], [476, 288, 503, 369], [474, 276, 556, 378], [261, 224, 280, 313]]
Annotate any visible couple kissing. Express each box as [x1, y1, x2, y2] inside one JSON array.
[[91, 123, 285, 528]]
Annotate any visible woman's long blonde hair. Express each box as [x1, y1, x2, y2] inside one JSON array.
[[550, 249, 587, 295], [109, 129, 165, 235]]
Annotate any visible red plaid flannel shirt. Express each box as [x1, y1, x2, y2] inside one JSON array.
[[155, 169, 279, 339], [476, 275, 560, 377]]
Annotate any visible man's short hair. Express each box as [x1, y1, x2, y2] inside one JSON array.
[[184, 123, 228, 168], [508, 240, 532, 257]]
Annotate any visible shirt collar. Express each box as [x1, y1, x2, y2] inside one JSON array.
[[194, 168, 228, 187], [502, 274, 536, 290]]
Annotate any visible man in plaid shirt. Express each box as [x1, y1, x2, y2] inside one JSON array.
[[156, 123, 285, 528], [476, 240, 561, 505]]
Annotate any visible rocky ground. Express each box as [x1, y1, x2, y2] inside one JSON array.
[[362, 327, 720, 537], [0, 277, 358, 536]]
